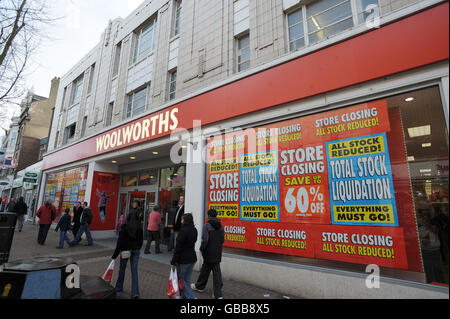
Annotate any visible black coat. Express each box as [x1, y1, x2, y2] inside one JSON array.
[[173, 205, 184, 232], [73, 206, 83, 227], [13, 201, 28, 216], [171, 224, 198, 265], [55, 214, 72, 232], [80, 207, 93, 225], [200, 217, 225, 264], [112, 223, 144, 259]]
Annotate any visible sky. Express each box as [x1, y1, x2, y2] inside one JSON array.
[[1, 0, 145, 136]]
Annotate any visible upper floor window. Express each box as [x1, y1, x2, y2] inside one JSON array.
[[306, 0, 353, 45], [168, 70, 177, 101], [173, 0, 182, 37], [63, 123, 76, 145], [355, 0, 379, 24], [71, 76, 84, 105], [127, 86, 148, 118], [87, 64, 95, 95], [112, 43, 122, 77], [286, 0, 380, 51], [287, 8, 305, 52], [106, 103, 114, 127], [133, 18, 157, 64], [237, 34, 250, 72]]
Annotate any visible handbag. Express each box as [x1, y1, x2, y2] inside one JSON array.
[[102, 260, 115, 282], [120, 250, 131, 259]]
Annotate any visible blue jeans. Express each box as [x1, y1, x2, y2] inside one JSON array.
[[168, 230, 175, 251], [115, 250, 140, 297], [177, 263, 196, 299], [73, 224, 93, 245], [58, 231, 73, 248]]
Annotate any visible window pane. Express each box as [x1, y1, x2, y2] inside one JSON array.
[[139, 169, 158, 186], [288, 9, 302, 27], [356, 0, 379, 24], [238, 61, 250, 72], [308, 17, 353, 44], [289, 37, 305, 51], [122, 173, 138, 187], [307, 1, 352, 31], [238, 35, 249, 50], [307, 0, 345, 16], [289, 23, 304, 42]]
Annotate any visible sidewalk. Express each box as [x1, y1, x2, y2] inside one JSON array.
[[7, 222, 300, 299]]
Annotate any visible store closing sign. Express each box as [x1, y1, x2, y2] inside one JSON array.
[[206, 99, 409, 269]]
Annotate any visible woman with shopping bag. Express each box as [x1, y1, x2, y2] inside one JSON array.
[[111, 200, 144, 299], [170, 213, 197, 299]]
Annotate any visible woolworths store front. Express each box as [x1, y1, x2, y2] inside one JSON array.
[[40, 3, 449, 298]]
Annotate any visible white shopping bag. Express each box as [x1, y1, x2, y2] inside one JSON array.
[[102, 260, 115, 282], [167, 268, 180, 299]]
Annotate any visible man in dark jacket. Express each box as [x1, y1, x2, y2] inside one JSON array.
[[72, 202, 83, 244], [191, 209, 225, 299], [55, 208, 74, 248], [71, 202, 93, 246], [13, 196, 28, 232], [172, 195, 185, 248]]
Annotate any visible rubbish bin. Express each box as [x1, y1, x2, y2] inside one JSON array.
[[0, 257, 116, 299], [0, 213, 17, 265]]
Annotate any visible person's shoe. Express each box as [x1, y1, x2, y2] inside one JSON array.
[[190, 283, 205, 293], [144, 250, 150, 254], [84, 243, 93, 246], [69, 243, 76, 247], [56, 246, 63, 249], [155, 251, 162, 254], [131, 295, 140, 299], [212, 293, 224, 299]]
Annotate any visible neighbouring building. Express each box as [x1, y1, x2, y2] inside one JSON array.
[[1, 77, 60, 209], [40, 0, 449, 298]]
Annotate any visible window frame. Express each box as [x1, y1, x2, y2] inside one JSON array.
[[173, 0, 182, 37], [132, 17, 157, 64], [126, 86, 149, 119], [236, 33, 250, 73], [168, 69, 177, 101], [71, 76, 84, 106], [284, 0, 380, 52]]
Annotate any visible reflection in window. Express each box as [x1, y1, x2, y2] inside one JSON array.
[[355, 0, 379, 24], [122, 173, 138, 187], [139, 169, 158, 186]]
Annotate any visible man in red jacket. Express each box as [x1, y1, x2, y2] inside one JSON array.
[[36, 200, 57, 245]]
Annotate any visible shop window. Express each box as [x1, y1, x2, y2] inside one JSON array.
[[139, 169, 158, 186], [160, 166, 185, 189], [205, 85, 449, 285], [121, 173, 138, 187]]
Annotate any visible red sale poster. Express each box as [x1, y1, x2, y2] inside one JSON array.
[[90, 171, 120, 231], [206, 98, 418, 271]]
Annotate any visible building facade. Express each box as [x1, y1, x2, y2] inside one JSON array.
[[41, 0, 449, 298]]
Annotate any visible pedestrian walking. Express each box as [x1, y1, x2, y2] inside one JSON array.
[[55, 208, 74, 249], [72, 202, 83, 244], [112, 200, 143, 299], [191, 209, 225, 299], [36, 200, 57, 245], [172, 195, 185, 248], [144, 205, 162, 254], [0, 196, 7, 212], [71, 202, 93, 246], [13, 196, 28, 232], [170, 213, 198, 299]]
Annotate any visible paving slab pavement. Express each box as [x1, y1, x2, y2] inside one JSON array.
[[6, 222, 301, 299]]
